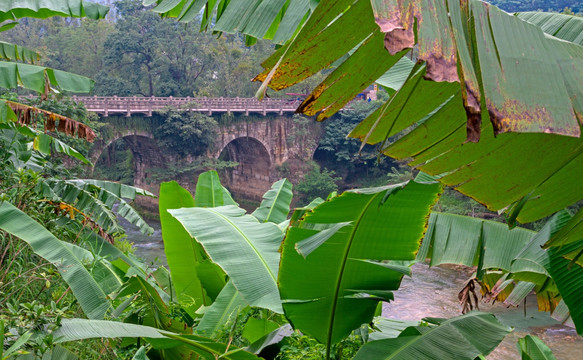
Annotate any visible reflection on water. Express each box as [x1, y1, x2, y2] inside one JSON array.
[[123, 218, 583, 358], [384, 263, 583, 359]]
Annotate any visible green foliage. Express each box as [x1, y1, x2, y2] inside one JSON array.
[[154, 109, 218, 157], [295, 163, 340, 204], [517, 335, 557, 360], [316, 101, 399, 185], [277, 333, 364, 360], [280, 181, 441, 356], [2, 1, 583, 358], [488, 0, 582, 13], [93, 0, 275, 97], [93, 140, 134, 184]]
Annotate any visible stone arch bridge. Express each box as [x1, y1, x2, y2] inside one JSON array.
[[84, 97, 322, 203]]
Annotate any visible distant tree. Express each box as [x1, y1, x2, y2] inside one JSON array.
[[95, 0, 275, 97], [488, 0, 582, 13], [154, 109, 218, 157], [296, 163, 340, 203]]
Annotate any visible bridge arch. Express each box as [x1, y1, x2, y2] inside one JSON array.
[[89, 130, 154, 167], [90, 131, 166, 190], [217, 136, 273, 201]]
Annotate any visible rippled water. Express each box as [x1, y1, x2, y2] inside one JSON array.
[[124, 219, 583, 359]]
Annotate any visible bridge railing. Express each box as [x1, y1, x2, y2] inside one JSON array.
[[71, 96, 305, 116]]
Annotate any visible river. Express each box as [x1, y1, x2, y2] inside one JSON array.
[[124, 219, 583, 359]]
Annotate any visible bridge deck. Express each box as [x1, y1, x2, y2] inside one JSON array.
[[72, 96, 304, 117]]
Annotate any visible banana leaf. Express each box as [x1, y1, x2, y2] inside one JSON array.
[[0, 201, 112, 319], [518, 12, 583, 46], [159, 181, 225, 317], [15, 345, 79, 360], [244, 0, 583, 225], [353, 312, 510, 360], [0, 41, 40, 63], [418, 212, 535, 272], [369, 317, 422, 341], [279, 181, 441, 355], [0, 1, 109, 22], [252, 178, 292, 223], [420, 210, 583, 335], [37, 178, 154, 236], [169, 205, 284, 313], [52, 319, 261, 360], [194, 170, 236, 207], [195, 281, 248, 337], [0, 62, 94, 94], [147, 0, 313, 44], [517, 335, 557, 360], [132, 346, 149, 360]]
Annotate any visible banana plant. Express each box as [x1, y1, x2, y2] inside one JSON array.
[[158, 175, 228, 318], [167, 174, 294, 315], [278, 179, 442, 358], [158, 173, 293, 332], [418, 210, 583, 336], [37, 179, 155, 239], [0, 1, 107, 143]]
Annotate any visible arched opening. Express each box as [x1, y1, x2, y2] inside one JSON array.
[[93, 137, 135, 185], [218, 137, 272, 202], [93, 134, 166, 189]]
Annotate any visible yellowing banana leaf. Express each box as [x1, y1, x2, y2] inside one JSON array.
[[169, 205, 284, 313], [239, 1, 583, 225], [369, 0, 582, 140], [0, 0, 109, 22], [0, 201, 112, 319], [484, 211, 583, 334], [254, 0, 408, 118], [417, 211, 582, 322], [1, 100, 97, 143], [37, 179, 154, 237], [353, 312, 510, 360], [251, 178, 292, 224], [279, 181, 441, 356]]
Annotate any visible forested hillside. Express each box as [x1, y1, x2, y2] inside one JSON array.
[[489, 0, 582, 13], [1, 0, 274, 97]]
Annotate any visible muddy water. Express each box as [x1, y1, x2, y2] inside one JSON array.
[[125, 219, 583, 359], [124, 219, 166, 266], [384, 263, 583, 359]]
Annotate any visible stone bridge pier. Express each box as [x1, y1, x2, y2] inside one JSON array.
[[214, 116, 321, 201]]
